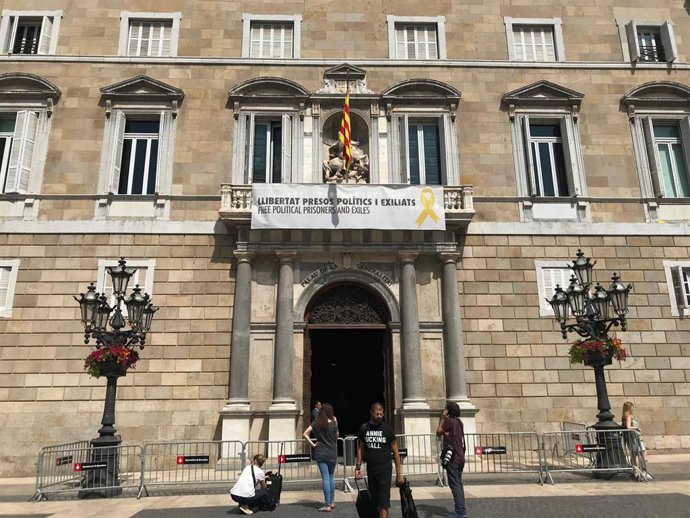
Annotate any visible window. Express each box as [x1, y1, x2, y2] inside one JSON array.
[[383, 80, 460, 185], [241, 14, 301, 58], [407, 120, 443, 185], [0, 11, 62, 55], [386, 16, 446, 60], [97, 76, 183, 218], [664, 261, 690, 317], [229, 78, 309, 184], [622, 20, 677, 63], [504, 81, 587, 221], [504, 17, 564, 62], [536, 261, 572, 317], [118, 12, 181, 57], [0, 259, 20, 318], [0, 73, 59, 218], [622, 83, 690, 221], [97, 259, 155, 318]]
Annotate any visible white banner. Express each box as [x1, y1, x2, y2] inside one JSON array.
[[251, 184, 446, 230]]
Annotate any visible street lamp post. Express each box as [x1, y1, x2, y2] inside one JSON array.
[[547, 250, 632, 472], [74, 258, 157, 497]]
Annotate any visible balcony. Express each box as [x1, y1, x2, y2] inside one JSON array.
[[219, 184, 475, 230]]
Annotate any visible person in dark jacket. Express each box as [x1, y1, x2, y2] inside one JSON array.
[[436, 401, 467, 518]]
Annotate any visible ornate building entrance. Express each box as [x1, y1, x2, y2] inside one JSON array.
[[303, 283, 392, 435]]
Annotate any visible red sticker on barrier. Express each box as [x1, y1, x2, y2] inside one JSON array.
[[177, 455, 185, 464], [74, 463, 82, 472], [575, 444, 584, 453], [474, 446, 483, 455], [278, 454, 286, 464]]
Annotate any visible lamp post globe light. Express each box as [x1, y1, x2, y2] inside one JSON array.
[[74, 258, 157, 497], [547, 250, 632, 473]]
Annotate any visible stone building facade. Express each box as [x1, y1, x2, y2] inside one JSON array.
[[0, 0, 689, 476]]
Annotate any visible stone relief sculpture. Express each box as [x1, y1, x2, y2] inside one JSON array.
[[323, 139, 370, 184]]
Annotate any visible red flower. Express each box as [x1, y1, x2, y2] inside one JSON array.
[[84, 343, 139, 378]]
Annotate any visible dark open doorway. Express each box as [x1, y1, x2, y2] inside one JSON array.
[[309, 328, 387, 437]]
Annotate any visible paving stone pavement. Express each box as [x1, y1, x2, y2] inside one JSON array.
[[0, 454, 688, 518]]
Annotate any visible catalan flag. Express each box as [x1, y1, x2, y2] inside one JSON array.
[[338, 87, 352, 170]]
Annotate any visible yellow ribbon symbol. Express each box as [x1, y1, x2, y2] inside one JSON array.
[[415, 187, 440, 226]]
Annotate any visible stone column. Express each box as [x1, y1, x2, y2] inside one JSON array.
[[221, 250, 253, 452], [439, 253, 478, 435], [269, 251, 299, 445], [272, 251, 297, 406], [398, 252, 426, 408], [228, 251, 253, 406]]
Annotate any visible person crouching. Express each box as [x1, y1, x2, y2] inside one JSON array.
[[231, 454, 269, 515]]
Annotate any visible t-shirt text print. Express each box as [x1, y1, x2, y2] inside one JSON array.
[[364, 429, 387, 449], [358, 421, 396, 465]]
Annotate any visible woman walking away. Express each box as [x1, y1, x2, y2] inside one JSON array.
[[303, 402, 339, 511], [622, 401, 653, 480]]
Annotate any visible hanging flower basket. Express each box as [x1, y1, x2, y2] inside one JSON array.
[[568, 336, 627, 366], [84, 343, 139, 379]]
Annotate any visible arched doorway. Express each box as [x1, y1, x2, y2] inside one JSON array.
[[303, 283, 392, 436]]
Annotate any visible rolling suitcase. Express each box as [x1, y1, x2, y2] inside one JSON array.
[[355, 478, 378, 518], [261, 443, 285, 511], [399, 478, 419, 518]]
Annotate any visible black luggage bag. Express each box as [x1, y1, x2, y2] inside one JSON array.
[[399, 478, 419, 518], [260, 472, 282, 511], [355, 478, 378, 518]]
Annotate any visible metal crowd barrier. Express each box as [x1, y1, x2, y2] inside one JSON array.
[[33, 442, 142, 500], [244, 440, 322, 487], [554, 422, 591, 460], [541, 428, 639, 484], [395, 433, 445, 485], [138, 440, 244, 498], [462, 432, 544, 484]]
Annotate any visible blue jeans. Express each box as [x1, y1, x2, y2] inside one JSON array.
[[445, 461, 466, 518], [317, 459, 336, 505]]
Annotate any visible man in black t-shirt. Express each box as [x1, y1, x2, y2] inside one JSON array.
[[355, 402, 404, 518]]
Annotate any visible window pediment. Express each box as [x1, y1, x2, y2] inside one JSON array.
[[0, 73, 60, 104], [382, 79, 460, 104], [228, 77, 310, 102], [622, 81, 690, 114], [323, 63, 366, 82], [100, 75, 184, 105], [503, 80, 583, 117]]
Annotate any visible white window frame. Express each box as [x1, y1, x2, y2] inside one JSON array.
[[630, 114, 690, 199], [386, 15, 446, 60], [97, 259, 155, 318], [241, 14, 301, 58], [0, 10, 62, 55], [0, 108, 50, 195], [512, 113, 586, 199], [535, 260, 572, 317], [0, 259, 20, 318], [118, 11, 181, 57], [99, 109, 174, 198], [233, 111, 299, 184], [616, 18, 677, 64], [663, 260, 690, 317], [504, 17, 564, 62]]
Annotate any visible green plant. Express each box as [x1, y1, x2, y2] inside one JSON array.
[[84, 343, 139, 378], [568, 336, 627, 365]]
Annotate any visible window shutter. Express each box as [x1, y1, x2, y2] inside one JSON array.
[[247, 113, 258, 182], [522, 116, 538, 196], [438, 115, 448, 184], [560, 117, 580, 196], [7, 16, 18, 54], [542, 267, 569, 312], [281, 114, 292, 183], [242, 114, 252, 182], [625, 21, 640, 62], [109, 111, 126, 193], [671, 266, 688, 312], [679, 117, 690, 184], [5, 110, 38, 193], [128, 22, 141, 55], [642, 117, 664, 197], [661, 21, 677, 63], [157, 111, 172, 192], [395, 27, 405, 58], [160, 22, 172, 56], [399, 114, 410, 183], [0, 266, 9, 310], [38, 16, 53, 54]]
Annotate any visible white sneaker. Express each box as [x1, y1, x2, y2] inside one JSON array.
[[239, 505, 253, 515], [644, 472, 654, 481]]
